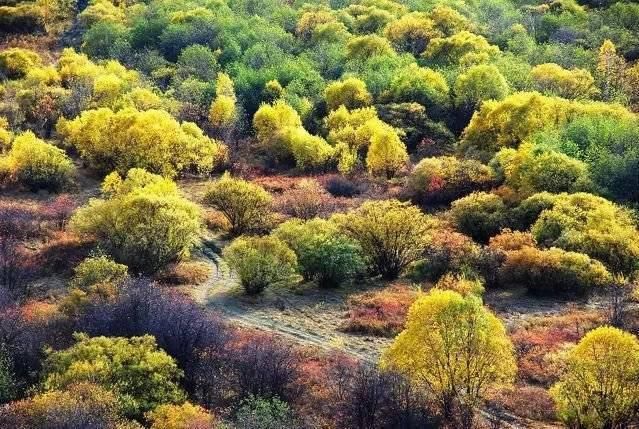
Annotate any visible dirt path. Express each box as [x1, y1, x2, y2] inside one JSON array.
[[191, 236, 386, 363]]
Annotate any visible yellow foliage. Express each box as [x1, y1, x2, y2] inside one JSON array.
[[460, 91, 635, 161], [365, 124, 407, 178], [253, 100, 332, 170], [0, 47, 42, 79], [383, 12, 440, 55], [57, 107, 227, 177], [531, 63, 597, 99], [550, 327, 639, 428], [324, 77, 372, 111], [381, 289, 516, 416], [423, 30, 498, 65], [1, 131, 74, 191], [78, 0, 126, 26], [71, 169, 202, 273], [147, 402, 216, 429]]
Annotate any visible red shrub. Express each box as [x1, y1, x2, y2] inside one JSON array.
[[341, 284, 418, 337], [510, 310, 603, 385], [42, 194, 77, 231]]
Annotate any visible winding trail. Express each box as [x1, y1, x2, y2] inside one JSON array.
[[191, 236, 548, 429]]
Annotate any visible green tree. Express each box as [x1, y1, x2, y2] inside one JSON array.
[[550, 327, 639, 428], [332, 200, 436, 279], [491, 143, 590, 195], [388, 63, 449, 109], [223, 235, 298, 295], [176, 44, 219, 82], [43, 334, 185, 419], [203, 173, 272, 236], [454, 64, 509, 109], [459, 92, 634, 161], [381, 289, 516, 428], [0, 346, 15, 403]]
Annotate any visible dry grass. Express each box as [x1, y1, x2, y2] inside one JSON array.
[[156, 261, 212, 286]]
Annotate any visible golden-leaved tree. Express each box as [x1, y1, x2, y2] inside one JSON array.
[[57, 107, 227, 177], [550, 326, 639, 428], [381, 289, 516, 428]]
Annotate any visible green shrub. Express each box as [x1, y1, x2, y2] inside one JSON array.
[[512, 192, 559, 230], [332, 200, 437, 279], [43, 334, 185, 419], [273, 219, 363, 288], [235, 396, 299, 429], [70, 255, 128, 291], [491, 143, 591, 196], [449, 192, 508, 243], [223, 235, 298, 294]]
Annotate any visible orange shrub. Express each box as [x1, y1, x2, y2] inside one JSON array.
[[340, 284, 419, 337], [488, 229, 536, 252], [510, 310, 603, 385]]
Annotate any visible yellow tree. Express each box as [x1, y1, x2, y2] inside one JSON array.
[[381, 289, 516, 428], [365, 125, 408, 178], [324, 77, 372, 111], [550, 327, 639, 428], [531, 63, 597, 99], [383, 12, 440, 55], [209, 72, 238, 142], [147, 402, 217, 429], [596, 40, 625, 101]]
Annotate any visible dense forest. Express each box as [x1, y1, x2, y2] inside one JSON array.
[[0, 0, 639, 426]]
